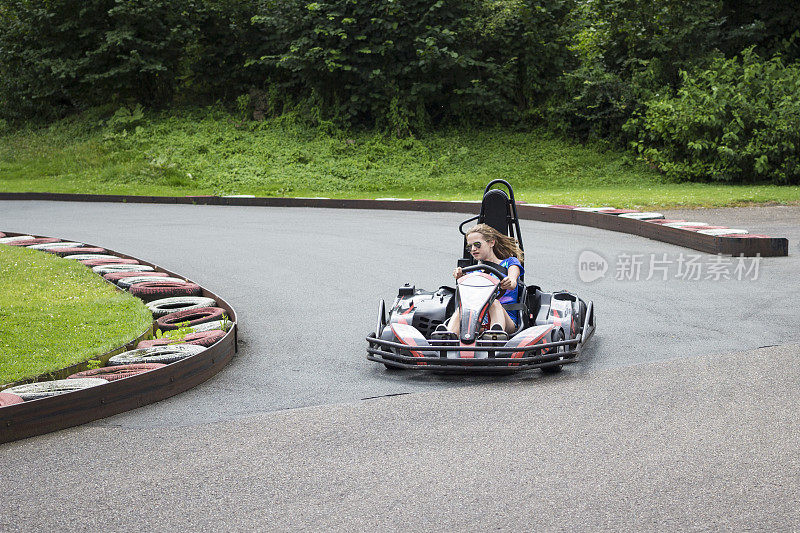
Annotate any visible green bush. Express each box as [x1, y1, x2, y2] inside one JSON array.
[[250, 0, 572, 132], [549, 0, 800, 144], [627, 48, 800, 184], [0, 0, 190, 122]]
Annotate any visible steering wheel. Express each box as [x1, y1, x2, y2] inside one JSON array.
[[460, 263, 507, 280], [459, 264, 510, 299]]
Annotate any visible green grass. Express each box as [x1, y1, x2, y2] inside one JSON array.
[[0, 245, 153, 384], [1, 107, 799, 208]]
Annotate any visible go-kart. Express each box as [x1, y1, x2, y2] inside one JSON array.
[[366, 179, 595, 373]]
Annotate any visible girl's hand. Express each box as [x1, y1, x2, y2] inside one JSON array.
[[453, 267, 463, 279], [499, 276, 517, 290]]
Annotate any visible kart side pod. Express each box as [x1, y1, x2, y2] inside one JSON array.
[[503, 324, 555, 364], [389, 322, 436, 365]]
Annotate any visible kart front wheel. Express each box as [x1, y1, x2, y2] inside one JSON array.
[[541, 329, 565, 374]]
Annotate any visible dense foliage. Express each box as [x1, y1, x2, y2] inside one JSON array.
[[0, 0, 191, 121], [1, 0, 799, 183], [249, 0, 572, 133], [628, 49, 800, 184]]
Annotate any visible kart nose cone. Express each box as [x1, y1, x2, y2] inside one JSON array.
[[461, 333, 475, 344]]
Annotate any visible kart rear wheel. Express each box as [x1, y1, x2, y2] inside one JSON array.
[[578, 300, 587, 330], [541, 329, 564, 374]]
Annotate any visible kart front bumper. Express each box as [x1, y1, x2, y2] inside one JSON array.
[[366, 308, 595, 373]]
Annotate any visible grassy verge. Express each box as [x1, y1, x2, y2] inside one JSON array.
[[0, 245, 153, 384], [1, 107, 799, 208]]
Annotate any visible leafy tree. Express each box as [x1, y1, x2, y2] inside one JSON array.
[[628, 48, 800, 184], [250, 0, 573, 132], [0, 0, 191, 121]]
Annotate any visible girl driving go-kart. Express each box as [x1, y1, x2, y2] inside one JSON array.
[[445, 223, 524, 337]]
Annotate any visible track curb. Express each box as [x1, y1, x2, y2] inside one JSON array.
[[0, 232, 238, 444], [0, 192, 788, 256]]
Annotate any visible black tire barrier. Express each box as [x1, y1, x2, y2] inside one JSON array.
[[156, 307, 226, 331], [4, 378, 108, 401], [68, 363, 167, 381], [103, 271, 169, 283], [93, 264, 154, 275], [117, 276, 187, 289], [0, 230, 238, 444], [129, 281, 202, 302], [0, 392, 23, 407], [146, 296, 217, 318], [137, 330, 225, 349], [108, 345, 206, 365]]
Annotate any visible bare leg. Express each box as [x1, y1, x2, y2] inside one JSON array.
[[447, 308, 461, 335], [488, 300, 516, 333]]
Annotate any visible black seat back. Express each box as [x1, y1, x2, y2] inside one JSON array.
[[480, 188, 512, 236]]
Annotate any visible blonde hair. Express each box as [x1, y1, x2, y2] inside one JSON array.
[[466, 223, 524, 263]]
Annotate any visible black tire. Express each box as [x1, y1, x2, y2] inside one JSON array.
[[0, 392, 24, 406], [128, 281, 202, 302], [103, 271, 169, 284], [3, 378, 107, 401], [108, 345, 205, 365], [146, 296, 217, 318], [28, 241, 86, 250], [137, 330, 225, 349], [541, 329, 564, 374], [189, 319, 230, 333], [117, 275, 187, 289], [68, 363, 167, 381], [370, 332, 402, 371], [92, 264, 154, 275], [0, 235, 34, 244], [156, 307, 226, 331]]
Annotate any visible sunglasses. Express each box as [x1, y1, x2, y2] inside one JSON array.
[[466, 241, 484, 251]]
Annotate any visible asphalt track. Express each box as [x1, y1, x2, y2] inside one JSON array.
[[1, 201, 798, 531]]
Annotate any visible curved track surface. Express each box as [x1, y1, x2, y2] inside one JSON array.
[[1, 201, 798, 530]]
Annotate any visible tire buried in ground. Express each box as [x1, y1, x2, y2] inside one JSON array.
[[108, 345, 206, 365], [4, 378, 108, 401], [0, 392, 24, 407], [156, 307, 226, 331], [68, 363, 167, 381], [6, 238, 61, 247], [0, 235, 34, 243], [146, 296, 217, 318], [103, 271, 169, 283], [117, 276, 187, 289], [188, 320, 229, 333], [93, 264, 154, 275], [80, 257, 140, 267], [137, 330, 225, 349], [28, 241, 86, 250], [129, 281, 202, 302], [53, 247, 107, 257]]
